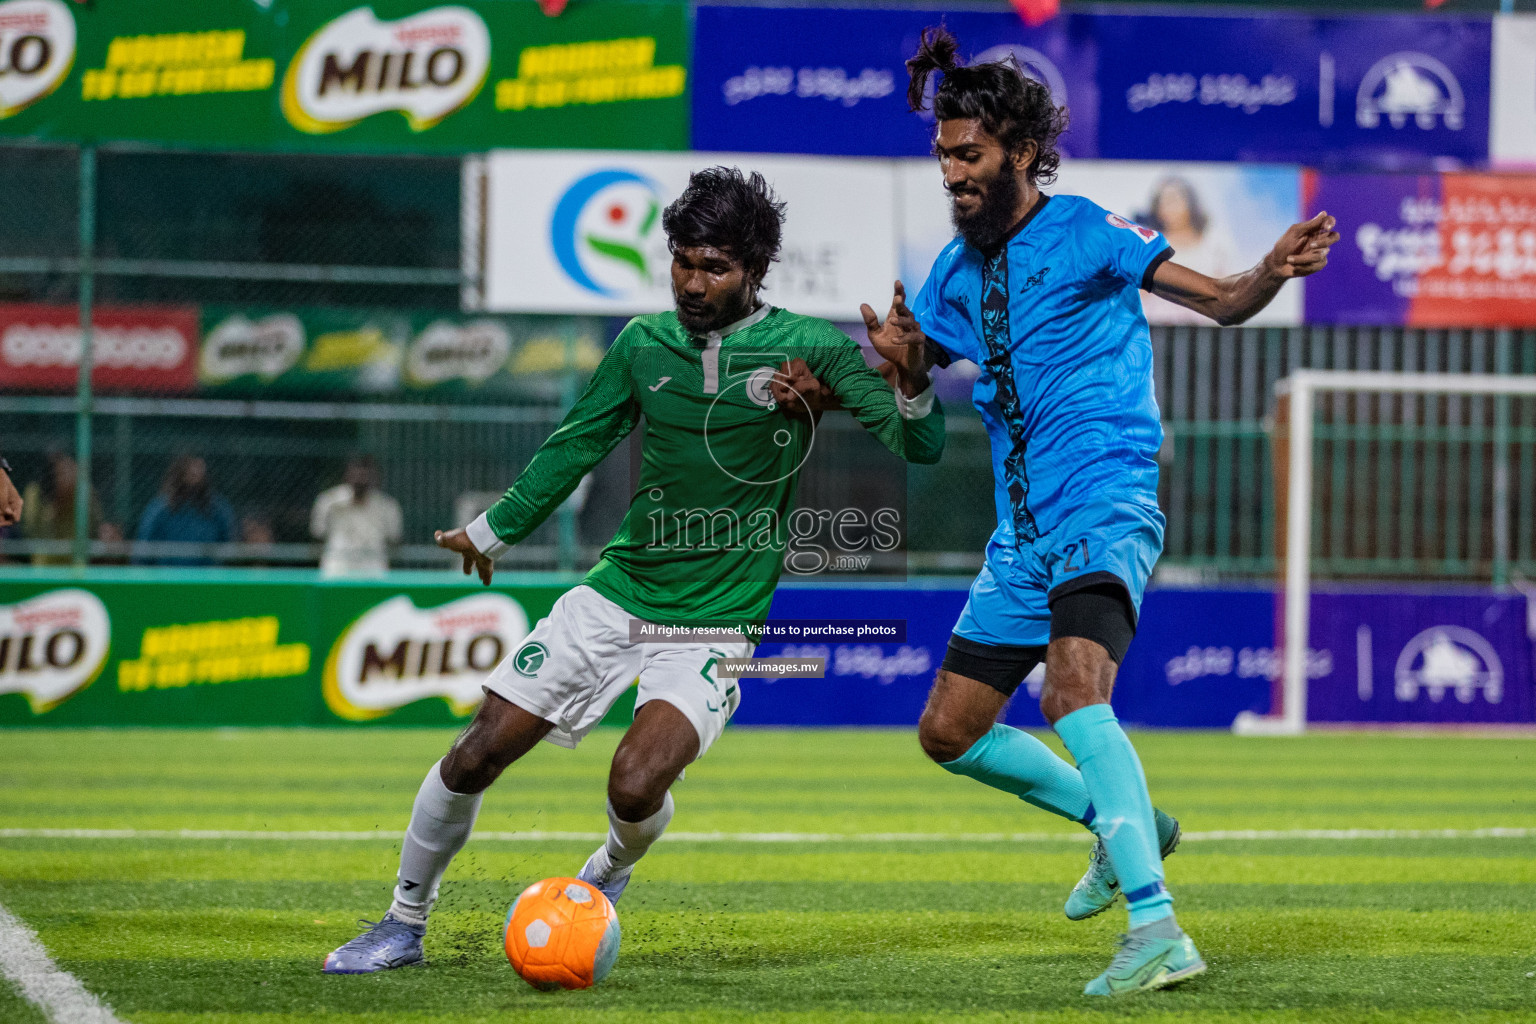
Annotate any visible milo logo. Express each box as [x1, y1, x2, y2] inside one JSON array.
[[200, 313, 305, 382], [405, 319, 511, 386], [0, 589, 110, 713], [282, 5, 490, 134], [323, 593, 528, 720], [0, 0, 74, 119]]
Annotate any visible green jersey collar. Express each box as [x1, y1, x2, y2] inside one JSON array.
[[698, 303, 771, 344]]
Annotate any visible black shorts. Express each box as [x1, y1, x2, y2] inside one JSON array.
[[939, 582, 1138, 698]]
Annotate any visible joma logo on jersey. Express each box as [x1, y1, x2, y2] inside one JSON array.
[[281, 5, 490, 134]]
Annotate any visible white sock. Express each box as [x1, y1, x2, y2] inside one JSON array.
[[599, 792, 674, 874], [389, 759, 483, 927]]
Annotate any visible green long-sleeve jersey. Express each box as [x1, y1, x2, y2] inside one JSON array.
[[473, 305, 945, 628]]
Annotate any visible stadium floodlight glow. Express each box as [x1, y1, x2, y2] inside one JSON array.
[[1233, 369, 1536, 737]]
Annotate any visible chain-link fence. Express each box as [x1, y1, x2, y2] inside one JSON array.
[[3, 141, 1529, 581]]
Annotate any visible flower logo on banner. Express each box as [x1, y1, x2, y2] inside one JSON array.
[[549, 168, 669, 298]]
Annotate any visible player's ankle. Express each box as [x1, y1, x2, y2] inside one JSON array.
[[388, 899, 430, 928]]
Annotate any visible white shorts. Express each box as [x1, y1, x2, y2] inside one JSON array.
[[483, 585, 753, 756]]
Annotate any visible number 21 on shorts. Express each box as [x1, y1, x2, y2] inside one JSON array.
[[1062, 536, 1091, 572]]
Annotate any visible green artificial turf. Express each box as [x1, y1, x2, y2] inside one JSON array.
[[1, 728, 1534, 1023]]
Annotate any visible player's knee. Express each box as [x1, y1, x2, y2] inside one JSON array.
[[607, 750, 675, 822], [607, 769, 669, 822], [917, 707, 983, 765]]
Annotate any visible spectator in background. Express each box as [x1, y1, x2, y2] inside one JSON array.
[[310, 455, 403, 577], [135, 455, 237, 565], [22, 450, 107, 566], [0, 456, 21, 526]]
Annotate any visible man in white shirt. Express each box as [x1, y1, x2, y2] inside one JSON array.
[[310, 456, 403, 577]]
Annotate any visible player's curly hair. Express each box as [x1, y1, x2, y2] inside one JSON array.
[[906, 26, 1068, 187], [662, 166, 787, 282]]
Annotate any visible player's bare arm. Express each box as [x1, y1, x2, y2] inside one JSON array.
[[1148, 211, 1340, 326]]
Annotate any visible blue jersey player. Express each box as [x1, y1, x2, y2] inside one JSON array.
[[859, 29, 1339, 997]]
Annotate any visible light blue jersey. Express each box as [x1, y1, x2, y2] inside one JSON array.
[[911, 192, 1172, 644]]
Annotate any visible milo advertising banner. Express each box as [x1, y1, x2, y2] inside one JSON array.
[[197, 306, 610, 396], [0, 572, 565, 726], [0, 0, 690, 152]]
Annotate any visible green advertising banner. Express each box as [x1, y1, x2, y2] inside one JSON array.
[[0, 570, 575, 726], [0, 0, 690, 152], [197, 306, 609, 397]]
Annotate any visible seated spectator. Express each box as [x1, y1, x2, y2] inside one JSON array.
[[21, 450, 106, 566], [135, 455, 237, 566], [310, 455, 403, 577]]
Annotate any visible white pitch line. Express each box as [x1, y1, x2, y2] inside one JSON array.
[[0, 826, 1531, 843], [0, 901, 127, 1024]]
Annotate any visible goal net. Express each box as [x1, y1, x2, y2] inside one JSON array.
[[1233, 369, 1536, 735]]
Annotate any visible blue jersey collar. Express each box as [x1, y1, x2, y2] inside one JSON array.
[[977, 192, 1051, 257]]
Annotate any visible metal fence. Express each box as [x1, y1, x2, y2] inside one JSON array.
[[3, 142, 1531, 581]]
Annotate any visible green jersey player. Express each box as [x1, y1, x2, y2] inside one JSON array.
[[324, 167, 943, 974]]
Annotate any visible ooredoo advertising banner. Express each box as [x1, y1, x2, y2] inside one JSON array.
[[0, 0, 691, 152], [481, 150, 898, 319], [1094, 14, 1490, 167], [691, 5, 1097, 158], [0, 303, 199, 393], [899, 159, 1304, 326], [1304, 171, 1536, 326]]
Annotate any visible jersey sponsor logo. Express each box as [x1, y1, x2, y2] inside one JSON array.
[[1356, 52, 1463, 131], [1020, 266, 1051, 293], [550, 168, 669, 298], [0, 589, 110, 714], [0, 0, 74, 120], [281, 5, 490, 134], [1393, 625, 1502, 704], [512, 640, 548, 677], [1106, 213, 1158, 244], [323, 593, 529, 720]]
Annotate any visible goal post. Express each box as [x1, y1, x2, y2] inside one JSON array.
[[1232, 369, 1536, 736]]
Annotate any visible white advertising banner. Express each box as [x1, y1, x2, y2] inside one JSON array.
[[1493, 14, 1536, 167], [482, 150, 897, 319], [899, 158, 1304, 326]]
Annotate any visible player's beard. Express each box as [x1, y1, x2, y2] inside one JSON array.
[[675, 284, 754, 336], [950, 167, 1023, 252]]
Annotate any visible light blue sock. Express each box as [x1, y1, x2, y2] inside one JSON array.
[[1053, 704, 1174, 929], [939, 723, 1094, 824]]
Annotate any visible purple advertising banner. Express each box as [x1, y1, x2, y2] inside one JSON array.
[[738, 584, 1535, 728], [691, 6, 1099, 158], [1309, 589, 1535, 724], [1302, 170, 1437, 324], [1075, 14, 1488, 167]]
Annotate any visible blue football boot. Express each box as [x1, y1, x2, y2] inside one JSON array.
[[1065, 808, 1181, 921], [1084, 917, 1206, 996], [577, 848, 633, 906], [322, 913, 426, 974]]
